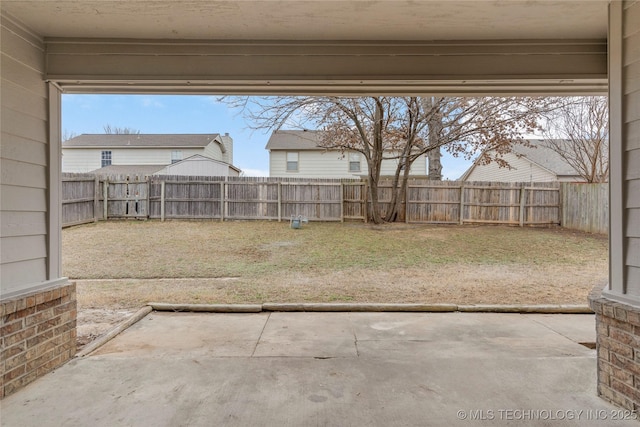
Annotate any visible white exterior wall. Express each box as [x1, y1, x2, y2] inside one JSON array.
[[157, 158, 239, 177], [0, 15, 50, 295], [269, 150, 427, 178], [202, 142, 224, 163], [463, 152, 556, 182], [62, 147, 204, 172]]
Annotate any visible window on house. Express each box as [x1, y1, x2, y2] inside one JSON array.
[[101, 151, 112, 168], [349, 152, 361, 172], [286, 152, 299, 172], [171, 150, 182, 164]]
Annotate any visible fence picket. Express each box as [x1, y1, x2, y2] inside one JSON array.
[[61, 174, 606, 233]]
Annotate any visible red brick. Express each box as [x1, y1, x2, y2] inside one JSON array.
[[25, 295, 36, 308], [610, 327, 637, 346], [3, 365, 25, 382], [36, 316, 62, 334], [5, 307, 36, 322], [598, 347, 610, 362], [4, 326, 36, 347], [36, 300, 59, 312], [602, 336, 634, 359], [25, 308, 55, 327], [5, 353, 27, 371], [606, 316, 635, 333], [596, 322, 609, 337], [52, 288, 61, 300], [616, 306, 629, 322], [611, 352, 640, 377], [600, 383, 635, 410], [0, 319, 24, 336], [611, 378, 640, 405], [604, 304, 616, 318], [1, 342, 26, 360], [2, 300, 17, 316], [627, 311, 640, 327]]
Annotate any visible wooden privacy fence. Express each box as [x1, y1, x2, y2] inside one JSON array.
[[561, 182, 609, 234], [61, 173, 569, 227]]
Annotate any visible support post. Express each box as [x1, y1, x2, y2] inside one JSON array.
[[220, 181, 224, 222]]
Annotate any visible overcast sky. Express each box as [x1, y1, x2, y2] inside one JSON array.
[[62, 94, 473, 179]]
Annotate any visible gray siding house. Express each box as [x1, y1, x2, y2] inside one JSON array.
[[460, 141, 585, 182], [266, 130, 428, 178]]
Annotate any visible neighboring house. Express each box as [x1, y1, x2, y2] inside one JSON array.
[[154, 154, 241, 177], [460, 140, 585, 183], [266, 130, 428, 178], [62, 133, 238, 176]]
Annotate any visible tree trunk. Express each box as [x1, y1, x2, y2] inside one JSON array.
[[428, 111, 443, 180]]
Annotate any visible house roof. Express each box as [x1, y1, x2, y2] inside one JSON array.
[[163, 154, 242, 173], [90, 165, 166, 176], [265, 130, 324, 150], [510, 140, 580, 177], [63, 134, 222, 148], [459, 139, 581, 180]]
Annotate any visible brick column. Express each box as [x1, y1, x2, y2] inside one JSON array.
[[1, 282, 76, 398], [590, 287, 640, 409]]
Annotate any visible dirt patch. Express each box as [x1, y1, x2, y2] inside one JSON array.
[[76, 308, 136, 351]]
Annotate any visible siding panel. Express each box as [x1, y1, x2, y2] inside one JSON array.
[[0, 259, 47, 295], [464, 152, 556, 182], [0, 212, 47, 237], [0, 185, 47, 212], [0, 235, 47, 264], [1, 80, 47, 119], [0, 55, 46, 97], [0, 133, 47, 166], [0, 25, 45, 72], [0, 159, 47, 189], [1, 106, 47, 143]]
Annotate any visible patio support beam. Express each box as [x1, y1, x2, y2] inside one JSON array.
[[45, 38, 607, 95]]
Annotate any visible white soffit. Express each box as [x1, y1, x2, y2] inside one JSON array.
[[1, 1, 608, 41]]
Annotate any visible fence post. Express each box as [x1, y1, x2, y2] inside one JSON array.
[[519, 184, 526, 227], [458, 185, 465, 225], [103, 180, 108, 220], [277, 182, 282, 222], [340, 183, 344, 222], [160, 181, 165, 222], [220, 181, 224, 222], [405, 186, 409, 224], [93, 177, 100, 222], [223, 181, 228, 221], [363, 181, 368, 223]]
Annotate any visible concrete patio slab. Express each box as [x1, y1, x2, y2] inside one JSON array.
[[1, 312, 637, 427]]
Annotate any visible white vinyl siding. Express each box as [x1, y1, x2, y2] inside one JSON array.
[[623, 1, 640, 297], [62, 147, 203, 172], [202, 140, 225, 162], [270, 150, 428, 178], [0, 15, 49, 294], [463, 152, 557, 182]]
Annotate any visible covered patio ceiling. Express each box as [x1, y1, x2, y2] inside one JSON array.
[[1, 1, 609, 94], [1, 1, 608, 41]]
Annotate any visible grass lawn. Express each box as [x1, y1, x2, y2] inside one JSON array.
[[63, 220, 608, 309]]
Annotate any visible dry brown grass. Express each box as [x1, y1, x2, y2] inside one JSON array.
[[63, 220, 608, 309]]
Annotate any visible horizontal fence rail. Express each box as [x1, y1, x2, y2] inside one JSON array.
[[61, 174, 606, 233]]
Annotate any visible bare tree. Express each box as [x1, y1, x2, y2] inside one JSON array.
[[541, 96, 608, 183], [62, 129, 77, 141], [103, 124, 140, 135], [224, 96, 553, 223]]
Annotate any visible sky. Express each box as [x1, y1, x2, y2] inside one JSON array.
[[62, 94, 473, 179]]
